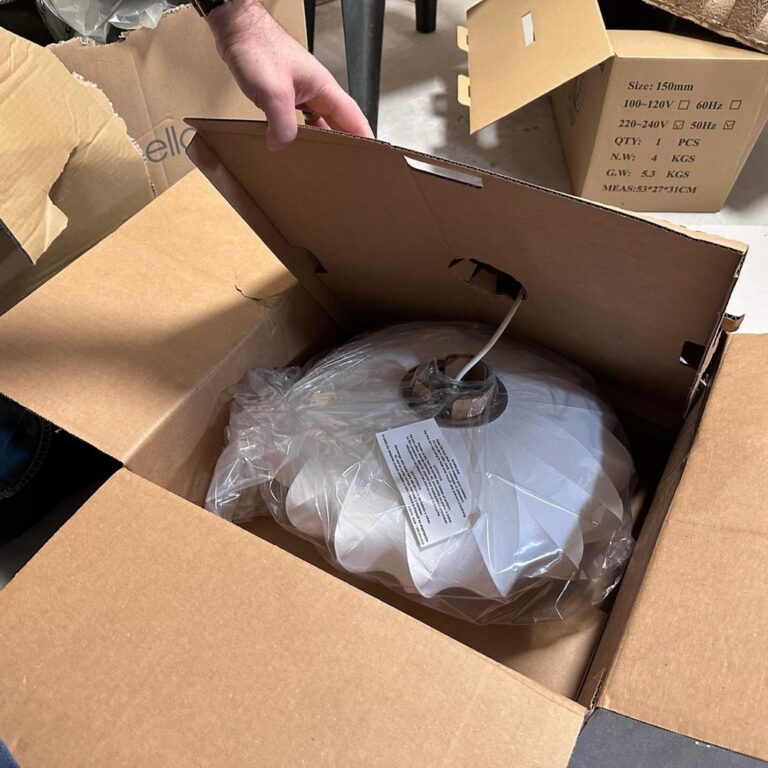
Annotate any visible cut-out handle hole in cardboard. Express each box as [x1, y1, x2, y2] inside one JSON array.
[[521, 12, 535, 46], [404, 157, 483, 189], [449, 258, 526, 302]]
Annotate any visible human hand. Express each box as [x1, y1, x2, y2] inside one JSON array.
[[207, 0, 374, 150]]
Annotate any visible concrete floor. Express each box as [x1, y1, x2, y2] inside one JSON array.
[[315, 0, 768, 331]]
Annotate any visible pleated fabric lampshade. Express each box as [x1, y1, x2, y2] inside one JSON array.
[[207, 323, 636, 624]]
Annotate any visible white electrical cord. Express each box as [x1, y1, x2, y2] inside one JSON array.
[[454, 295, 524, 381]]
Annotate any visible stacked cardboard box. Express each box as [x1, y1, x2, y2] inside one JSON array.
[[458, 0, 768, 212]]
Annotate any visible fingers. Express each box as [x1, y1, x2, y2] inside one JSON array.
[[307, 79, 374, 139], [302, 112, 331, 130], [261, 84, 299, 151], [250, 59, 373, 148]]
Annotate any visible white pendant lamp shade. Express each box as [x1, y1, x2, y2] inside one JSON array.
[[207, 323, 636, 624]]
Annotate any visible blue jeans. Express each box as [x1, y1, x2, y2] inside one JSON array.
[[0, 740, 20, 768], [0, 394, 50, 500]]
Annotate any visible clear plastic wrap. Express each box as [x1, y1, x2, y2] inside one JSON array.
[[206, 323, 637, 625], [37, 0, 175, 42]]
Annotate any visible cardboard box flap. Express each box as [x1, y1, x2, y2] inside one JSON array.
[[0, 28, 152, 266], [593, 333, 768, 761], [642, 0, 768, 54], [0, 469, 586, 768], [463, 0, 613, 132], [0, 171, 332, 501], [187, 119, 745, 426]]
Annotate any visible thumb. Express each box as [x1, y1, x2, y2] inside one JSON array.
[[261, 83, 299, 151]]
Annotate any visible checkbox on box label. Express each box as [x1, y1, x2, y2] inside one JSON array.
[[673, 120, 685, 130], [730, 100, 742, 110], [724, 120, 736, 130], [678, 100, 690, 110]]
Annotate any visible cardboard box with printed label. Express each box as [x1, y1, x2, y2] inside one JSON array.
[[457, 0, 768, 212], [1, 121, 767, 767]]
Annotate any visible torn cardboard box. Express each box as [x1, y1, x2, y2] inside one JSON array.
[[0, 27, 154, 314], [458, 0, 768, 212], [0, 123, 765, 768], [0, 1, 305, 314], [50, 2, 306, 193]]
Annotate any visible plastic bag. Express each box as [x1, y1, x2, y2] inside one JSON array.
[[37, 0, 175, 42], [206, 323, 637, 625]]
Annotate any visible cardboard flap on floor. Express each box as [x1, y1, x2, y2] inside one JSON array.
[[0, 28, 152, 276], [0, 171, 335, 501], [462, 0, 613, 132], [586, 332, 768, 761], [186, 119, 744, 426], [0, 469, 586, 768]]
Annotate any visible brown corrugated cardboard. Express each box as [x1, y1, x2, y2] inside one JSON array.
[[0, 27, 153, 312], [643, 0, 768, 53], [0, 159, 611, 698], [0, 123, 762, 765], [0, 1, 305, 311], [180, 121, 768, 760], [459, 0, 768, 212], [0, 469, 586, 768], [50, 2, 305, 193], [186, 120, 743, 426], [245, 516, 610, 697], [0, 170, 335, 502], [583, 333, 768, 761], [579, 381, 709, 710]]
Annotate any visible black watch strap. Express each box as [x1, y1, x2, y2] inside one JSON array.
[[191, 0, 229, 17]]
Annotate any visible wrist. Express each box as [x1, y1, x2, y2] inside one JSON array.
[[207, 0, 267, 45]]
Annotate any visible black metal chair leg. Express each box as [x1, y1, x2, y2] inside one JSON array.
[[341, 0, 385, 135], [415, 0, 437, 33], [304, 0, 316, 52]]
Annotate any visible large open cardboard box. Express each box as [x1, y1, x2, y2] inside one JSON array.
[[457, 0, 768, 213], [0, 123, 765, 767]]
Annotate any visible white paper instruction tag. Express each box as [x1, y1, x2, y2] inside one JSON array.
[[376, 419, 472, 548]]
